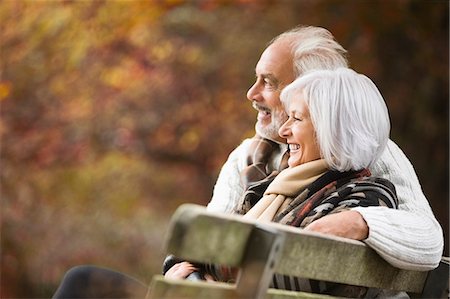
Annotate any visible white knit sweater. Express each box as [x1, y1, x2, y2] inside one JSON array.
[[207, 138, 443, 271]]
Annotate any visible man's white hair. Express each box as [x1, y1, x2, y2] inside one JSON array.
[[270, 26, 348, 77], [281, 68, 390, 171]]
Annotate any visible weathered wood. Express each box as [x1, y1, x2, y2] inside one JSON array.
[[149, 275, 334, 299], [149, 204, 442, 299], [165, 204, 254, 267], [165, 205, 287, 298], [268, 222, 428, 293], [149, 275, 236, 299], [235, 224, 286, 298], [266, 288, 335, 299]]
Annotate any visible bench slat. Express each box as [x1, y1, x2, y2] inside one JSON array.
[[149, 275, 236, 299], [270, 223, 427, 292], [149, 275, 334, 299]]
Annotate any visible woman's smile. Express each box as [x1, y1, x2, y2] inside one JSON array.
[[288, 144, 300, 151]]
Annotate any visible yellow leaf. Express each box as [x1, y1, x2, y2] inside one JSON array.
[[0, 82, 12, 101]]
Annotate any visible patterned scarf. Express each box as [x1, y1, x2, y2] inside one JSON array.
[[242, 159, 398, 228], [243, 159, 328, 221], [237, 135, 289, 214]]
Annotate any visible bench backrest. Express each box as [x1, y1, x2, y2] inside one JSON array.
[[148, 204, 448, 299]]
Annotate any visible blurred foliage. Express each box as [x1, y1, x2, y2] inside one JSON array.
[[0, 0, 448, 297]]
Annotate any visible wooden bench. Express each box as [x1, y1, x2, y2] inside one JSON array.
[[148, 204, 449, 299]]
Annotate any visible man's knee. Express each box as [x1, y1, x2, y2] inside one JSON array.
[[52, 265, 97, 298], [63, 265, 94, 284], [52, 265, 148, 299]]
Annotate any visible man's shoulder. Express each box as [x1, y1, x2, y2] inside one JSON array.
[[370, 138, 421, 185], [375, 139, 411, 167], [382, 139, 408, 159], [219, 137, 255, 169], [229, 137, 255, 155]]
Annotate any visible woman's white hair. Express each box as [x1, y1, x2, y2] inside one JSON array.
[[281, 68, 390, 171]]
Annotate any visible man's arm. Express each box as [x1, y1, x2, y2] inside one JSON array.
[[306, 140, 444, 271], [206, 139, 251, 213]]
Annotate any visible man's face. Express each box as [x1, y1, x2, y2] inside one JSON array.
[[247, 40, 295, 143]]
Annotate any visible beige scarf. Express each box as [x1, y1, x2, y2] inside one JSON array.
[[243, 159, 328, 222]]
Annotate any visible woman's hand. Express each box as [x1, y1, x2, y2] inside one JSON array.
[[304, 210, 369, 240], [164, 262, 198, 280]]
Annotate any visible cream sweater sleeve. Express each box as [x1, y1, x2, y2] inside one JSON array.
[[206, 139, 251, 213], [353, 139, 444, 271]]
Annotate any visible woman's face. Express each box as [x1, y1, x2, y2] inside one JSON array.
[[278, 90, 321, 167]]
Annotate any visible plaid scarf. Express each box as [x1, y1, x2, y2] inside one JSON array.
[[239, 151, 398, 225], [236, 135, 289, 214]]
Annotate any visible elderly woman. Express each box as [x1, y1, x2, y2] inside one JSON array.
[[166, 68, 399, 297]]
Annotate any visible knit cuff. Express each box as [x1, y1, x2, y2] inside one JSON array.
[[352, 206, 443, 271]]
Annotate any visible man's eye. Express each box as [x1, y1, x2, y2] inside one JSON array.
[[266, 81, 279, 91]]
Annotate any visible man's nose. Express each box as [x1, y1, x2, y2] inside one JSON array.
[[246, 82, 262, 102]]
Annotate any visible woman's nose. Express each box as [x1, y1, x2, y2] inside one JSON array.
[[278, 120, 291, 139]]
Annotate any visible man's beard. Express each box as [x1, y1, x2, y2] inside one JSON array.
[[255, 112, 287, 143]]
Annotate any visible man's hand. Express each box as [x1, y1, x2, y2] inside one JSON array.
[[304, 210, 369, 240]]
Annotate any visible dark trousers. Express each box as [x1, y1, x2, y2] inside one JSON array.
[[52, 265, 148, 298]]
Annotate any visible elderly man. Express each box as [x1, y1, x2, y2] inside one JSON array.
[[53, 25, 443, 298]]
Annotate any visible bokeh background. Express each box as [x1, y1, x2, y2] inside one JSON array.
[[1, 0, 448, 297]]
